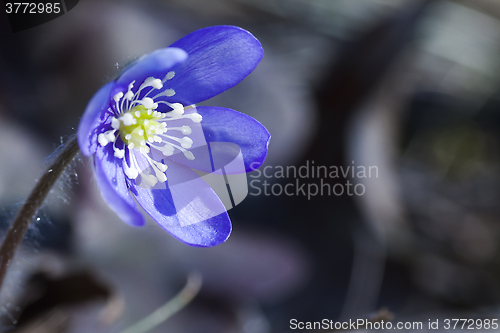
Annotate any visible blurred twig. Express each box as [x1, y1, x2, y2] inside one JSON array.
[[340, 230, 385, 320], [0, 135, 79, 292], [14, 309, 69, 333], [119, 272, 203, 333]]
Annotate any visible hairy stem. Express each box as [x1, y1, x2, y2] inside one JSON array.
[[0, 135, 80, 291]]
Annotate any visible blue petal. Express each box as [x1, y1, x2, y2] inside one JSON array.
[[94, 145, 145, 227], [127, 158, 231, 247], [78, 82, 114, 156], [116, 48, 188, 88], [198, 106, 270, 172], [167, 26, 263, 105]]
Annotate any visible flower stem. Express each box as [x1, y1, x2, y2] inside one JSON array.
[[0, 135, 80, 291]]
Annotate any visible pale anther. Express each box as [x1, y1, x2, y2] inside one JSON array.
[[111, 118, 120, 130], [120, 113, 134, 126], [141, 97, 155, 109], [125, 91, 134, 100], [114, 149, 125, 158], [113, 92, 123, 102]]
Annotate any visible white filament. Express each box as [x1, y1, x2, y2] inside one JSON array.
[[98, 72, 203, 185]]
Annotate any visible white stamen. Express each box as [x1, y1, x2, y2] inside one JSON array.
[[98, 133, 109, 146], [153, 89, 176, 98], [189, 113, 202, 123], [156, 172, 167, 182], [165, 89, 176, 97], [155, 126, 166, 134], [113, 76, 202, 184], [105, 130, 116, 142], [158, 144, 175, 156], [123, 156, 139, 179], [111, 118, 120, 130], [114, 149, 125, 158], [171, 103, 184, 115], [124, 167, 138, 179], [180, 137, 193, 149], [141, 97, 157, 109], [144, 154, 168, 183], [142, 77, 163, 91], [165, 71, 175, 80], [151, 78, 163, 89], [120, 113, 134, 126], [141, 173, 158, 187], [125, 91, 134, 101], [183, 151, 195, 160], [165, 126, 191, 135]]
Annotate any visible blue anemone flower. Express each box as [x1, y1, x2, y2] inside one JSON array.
[[77, 26, 270, 247]]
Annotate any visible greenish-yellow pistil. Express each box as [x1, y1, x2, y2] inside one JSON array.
[[118, 105, 167, 151]]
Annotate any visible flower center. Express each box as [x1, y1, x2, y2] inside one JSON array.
[[97, 72, 204, 187], [118, 105, 167, 150]]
